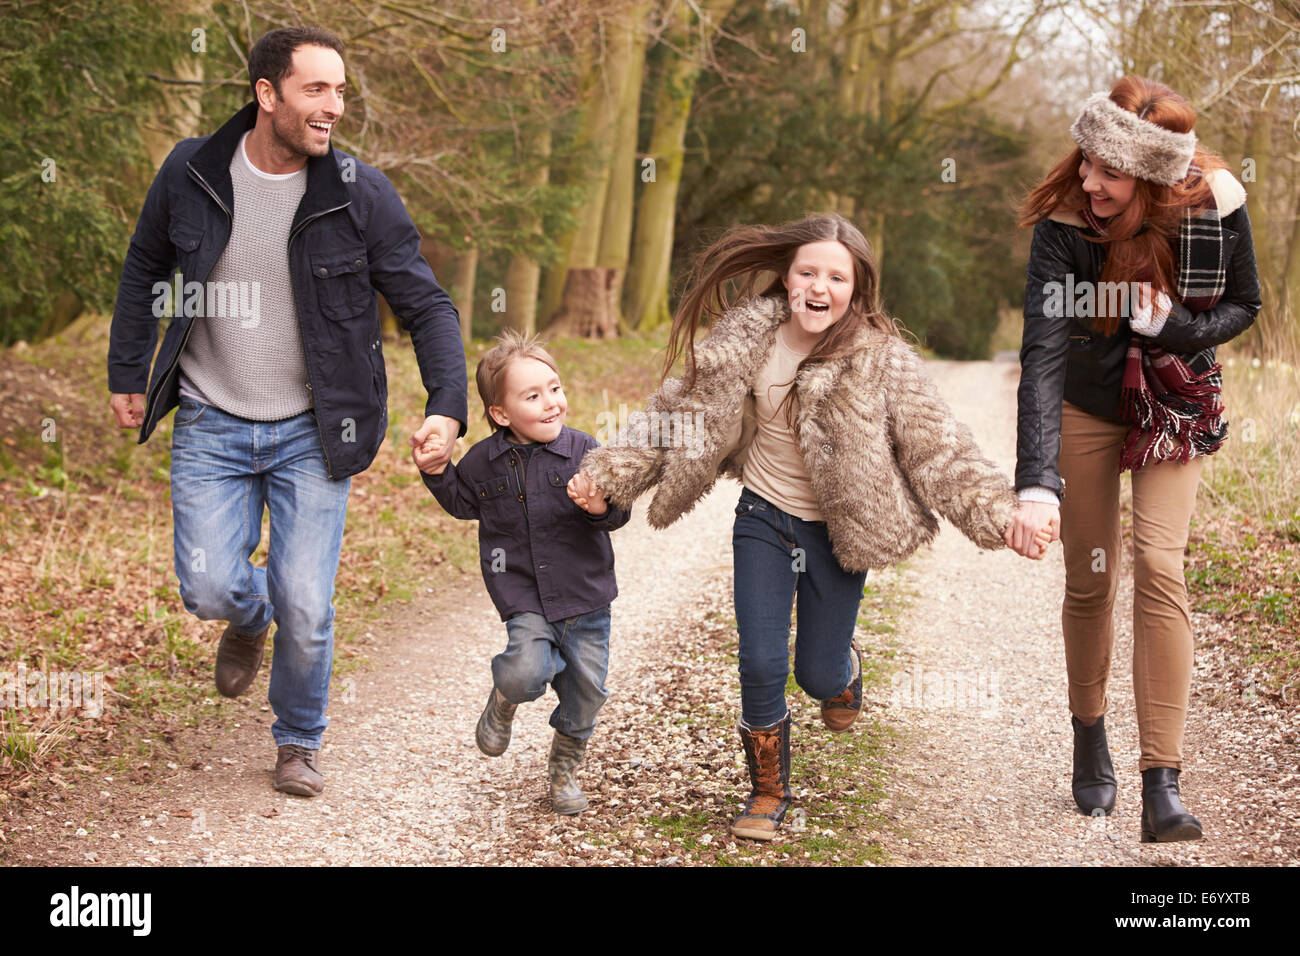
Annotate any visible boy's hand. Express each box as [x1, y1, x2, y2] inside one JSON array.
[[567, 470, 608, 515], [412, 432, 449, 475], [1031, 525, 1052, 559]]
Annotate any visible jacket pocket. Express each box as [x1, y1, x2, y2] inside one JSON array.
[[311, 248, 372, 320], [474, 474, 514, 503]]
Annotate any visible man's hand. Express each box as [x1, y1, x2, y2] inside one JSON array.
[[1005, 500, 1061, 559], [567, 470, 608, 516], [410, 414, 459, 474], [110, 393, 146, 429]]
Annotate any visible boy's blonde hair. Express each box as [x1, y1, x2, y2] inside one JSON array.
[[475, 329, 560, 432]]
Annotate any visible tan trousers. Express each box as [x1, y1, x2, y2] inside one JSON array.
[[1058, 401, 1203, 771]]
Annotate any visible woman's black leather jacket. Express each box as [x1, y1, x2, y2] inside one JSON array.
[[1015, 205, 1261, 496]]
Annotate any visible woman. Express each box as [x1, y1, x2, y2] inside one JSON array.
[[1007, 76, 1261, 842], [577, 214, 1041, 841]]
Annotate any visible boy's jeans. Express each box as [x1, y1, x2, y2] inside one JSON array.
[[732, 486, 868, 727], [493, 607, 612, 740], [169, 400, 350, 749]]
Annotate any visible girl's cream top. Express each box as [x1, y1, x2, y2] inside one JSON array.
[[741, 323, 824, 521]]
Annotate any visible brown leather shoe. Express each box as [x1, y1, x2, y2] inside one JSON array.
[[215, 623, 269, 698], [274, 744, 324, 797], [730, 711, 792, 841], [820, 641, 862, 732]]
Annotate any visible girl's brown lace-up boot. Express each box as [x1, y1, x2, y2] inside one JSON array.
[[730, 710, 792, 841]]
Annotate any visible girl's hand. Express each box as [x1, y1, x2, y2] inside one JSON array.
[[567, 470, 608, 515], [412, 432, 448, 475], [1032, 525, 1053, 559], [1005, 501, 1060, 559]]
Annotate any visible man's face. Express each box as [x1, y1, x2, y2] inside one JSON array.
[[258, 44, 346, 159]]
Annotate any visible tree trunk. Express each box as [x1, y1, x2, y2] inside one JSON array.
[[596, 1, 652, 328], [504, 121, 552, 336], [550, 267, 620, 339], [1275, 192, 1300, 357], [539, 20, 627, 325], [451, 246, 478, 343], [625, 0, 736, 329]]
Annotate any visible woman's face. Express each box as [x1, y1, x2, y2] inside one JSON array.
[[783, 240, 855, 341], [1079, 151, 1137, 218]]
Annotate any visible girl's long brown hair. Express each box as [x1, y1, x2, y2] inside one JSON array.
[[1018, 75, 1228, 335], [662, 214, 899, 396]]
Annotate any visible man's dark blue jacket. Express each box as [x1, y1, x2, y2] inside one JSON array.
[[423, 426, 631, 623], [107, 101, 468, 480]]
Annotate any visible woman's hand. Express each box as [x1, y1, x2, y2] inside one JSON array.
[[1006, 501, 1060, 559]]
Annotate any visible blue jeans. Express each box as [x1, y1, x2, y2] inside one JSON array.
[[732, 487, 868, 727], [169, 400, 350, 749], [493, 607, 612, 741]]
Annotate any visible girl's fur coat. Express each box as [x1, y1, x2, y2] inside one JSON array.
[[579, 295, 1018, 572]]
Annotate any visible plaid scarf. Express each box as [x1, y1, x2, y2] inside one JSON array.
[[1082, 164, 1229, 471]]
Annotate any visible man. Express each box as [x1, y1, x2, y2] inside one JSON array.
[[107, 26, 465, 796]]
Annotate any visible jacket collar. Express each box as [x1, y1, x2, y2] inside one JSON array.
[[188, 101, 352, 229], [692, 294, 889, 425], [484, 424, 578, 462]]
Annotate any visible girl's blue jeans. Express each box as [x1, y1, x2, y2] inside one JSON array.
[[732, 486, 868, 727]]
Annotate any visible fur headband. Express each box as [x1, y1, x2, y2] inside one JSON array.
[[1070, 92, 1197, 186]]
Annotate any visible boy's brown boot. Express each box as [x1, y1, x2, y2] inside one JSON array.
[[730, 710, 792, 841], [820, 641, 862, 732], [475, 687, 518, 757], [548, 731, 589, 814]]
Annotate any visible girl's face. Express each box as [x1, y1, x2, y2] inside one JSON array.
[[488, 356, 566, 444], [1079, 151, 1137, 218], [782, 240, 855, 342]]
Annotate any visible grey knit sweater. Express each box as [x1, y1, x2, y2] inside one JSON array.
[[178, 132, 311, 421]]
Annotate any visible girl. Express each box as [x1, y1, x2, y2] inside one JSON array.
[[574, 214, 1041, 841], [1007, 76, 1261, 842]]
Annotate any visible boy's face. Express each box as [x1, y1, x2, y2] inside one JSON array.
[[488, 356, 566, 444]]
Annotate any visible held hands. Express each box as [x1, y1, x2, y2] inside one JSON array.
[[567, 469, 608, 516], [410, 415, 458, 475], [1005, 501, 1060, 560]]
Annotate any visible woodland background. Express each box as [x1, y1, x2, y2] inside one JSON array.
[[2, 0, 1297, 358]]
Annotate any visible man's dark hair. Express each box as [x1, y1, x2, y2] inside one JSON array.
[[248, 26, 345, 100]]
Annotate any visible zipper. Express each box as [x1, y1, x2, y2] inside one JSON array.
[[507, 450, 527, 501], [287, 199, 353, 480], [142, 163, 233, 433]]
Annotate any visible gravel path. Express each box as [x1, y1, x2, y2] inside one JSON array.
[[871, 358, 1299, 866], [6, 359, 1295, 865], [4, 471, 742, 865]]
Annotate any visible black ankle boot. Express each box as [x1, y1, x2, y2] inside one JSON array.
[[1140, 767, 1202, 843], [1071, 715, 1117, 815]]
